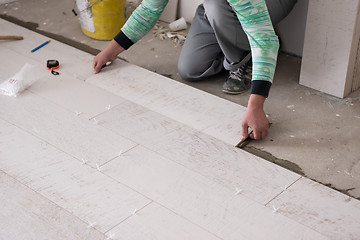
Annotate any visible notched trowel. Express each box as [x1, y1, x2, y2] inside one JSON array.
[[236, 123, 272, 148]]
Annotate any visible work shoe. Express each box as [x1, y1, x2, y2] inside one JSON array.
[[222, 61, 252, 94]]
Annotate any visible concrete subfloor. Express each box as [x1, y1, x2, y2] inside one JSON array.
[[1, 0, 360, 199]]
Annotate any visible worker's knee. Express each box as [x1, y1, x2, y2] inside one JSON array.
[[177, 58, 203, 81], [203, 0, 229, 23]]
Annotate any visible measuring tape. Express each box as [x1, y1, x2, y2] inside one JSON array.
[[47, 60, 60, 75]]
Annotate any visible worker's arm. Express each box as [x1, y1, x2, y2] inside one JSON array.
[[93, 40, 124, 73], [228, 0, 279, 96], [228, 0, 279, 140], [241, 94, 269, 140], [93, 0, 169, 73]]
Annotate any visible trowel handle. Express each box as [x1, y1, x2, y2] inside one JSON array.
[[0, 36, 23, 40]]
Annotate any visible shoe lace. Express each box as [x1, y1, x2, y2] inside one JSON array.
[[229, 64, 247, 80], [229, 61, 252, 81]]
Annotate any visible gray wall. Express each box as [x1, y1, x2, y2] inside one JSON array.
[[276, 0, 309, 57]]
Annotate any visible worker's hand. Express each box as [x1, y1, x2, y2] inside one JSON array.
[[241, 94, 269, 140], [93, 39, 124, 74]]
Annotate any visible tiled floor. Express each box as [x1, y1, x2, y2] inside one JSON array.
[[1, 19, 359, 240]]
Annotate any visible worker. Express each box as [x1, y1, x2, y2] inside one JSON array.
[[93, 0, 297, 141]]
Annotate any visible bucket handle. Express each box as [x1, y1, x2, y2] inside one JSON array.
[[75, 0, 102, 13]]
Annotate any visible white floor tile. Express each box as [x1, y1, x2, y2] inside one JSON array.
[[0, 20, 94, 81], [109, 202, 221, 240], [268, 177, 360, 240], [0, 171, 106, 240], [86, 59, 184, 107], [0, 119, 151, 233], [103, 146, 328, 240], [0, 47, 40, 80], [87, 61, 246, 143], [144, 125, 300, 205], [0, 91, 137, 167], [1, 18, 358, 240], [28, 71, 126, 119], [95, 100, 183, 146]]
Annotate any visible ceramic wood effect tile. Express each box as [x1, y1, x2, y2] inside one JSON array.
[[102, 146, 329, 240], [0, 171, 106, 240], [0, 45, 123, 119], [267, 177, 360, 240], [86, 59, 185, 108], [0, 19, 94, 81], [109, 202, 221, 240], [95, 101, 283, 205], [1, 18, 358, 240], [201, 116, 246, 146], [136, 84, 247, 138], [0, 119, 151, 233], [94, 101, 299, 205], [87, 59, 246, 144], [0, 47, 40, 80], [0, 9, 245, 145], [1, 19, 246, 145], [94, 100, 183, 146], [0, 91, 137, 167], [139, 125, 299, 205], [162, 89, 247, 145], [28, 71, 126, 120]]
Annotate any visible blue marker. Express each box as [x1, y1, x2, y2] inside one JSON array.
[[31, 40, 50, 52]]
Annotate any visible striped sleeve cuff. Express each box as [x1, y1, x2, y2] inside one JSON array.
[[114, 31, 134, 50]]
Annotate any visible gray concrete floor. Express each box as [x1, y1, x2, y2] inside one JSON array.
[[1, 0, 360, 199]]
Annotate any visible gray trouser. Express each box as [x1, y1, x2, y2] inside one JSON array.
[[178, 0, 297, 80]]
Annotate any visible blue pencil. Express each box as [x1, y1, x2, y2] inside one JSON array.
[[31, 40, 50, 52]]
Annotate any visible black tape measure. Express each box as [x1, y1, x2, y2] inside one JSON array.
[[47, 60, 60, 75]]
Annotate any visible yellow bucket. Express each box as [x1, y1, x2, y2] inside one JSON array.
[[78, 0, 126, 40]]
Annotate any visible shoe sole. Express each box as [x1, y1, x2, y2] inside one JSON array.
[[222, 88, 250, 95]]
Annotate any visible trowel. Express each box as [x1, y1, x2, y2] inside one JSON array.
[[236, 123, 272, 148]]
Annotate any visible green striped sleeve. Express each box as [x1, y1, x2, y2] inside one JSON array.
[[228, 0, 280, 83], [121, 0, 169, 43]]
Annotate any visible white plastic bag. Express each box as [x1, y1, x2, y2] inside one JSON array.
[[0, 63, 39, 97]]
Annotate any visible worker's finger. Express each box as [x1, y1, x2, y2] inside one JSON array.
[[259, 123, 269, 140], [241, 123, 249, 141], [262, 128, 268, 139], [252, 129, 262, 140], [93, 61, 102, 74], [249, 131, 255, 139], [93, 59, 98, 73]]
